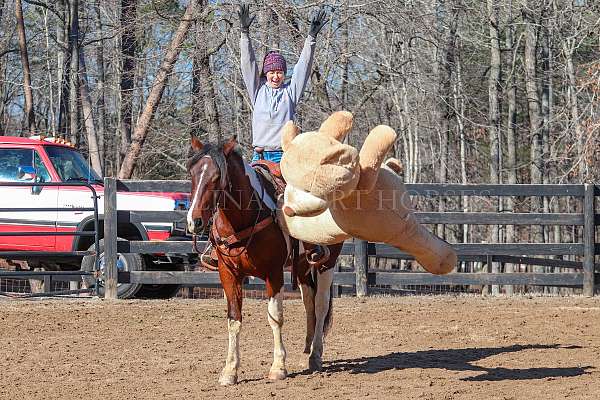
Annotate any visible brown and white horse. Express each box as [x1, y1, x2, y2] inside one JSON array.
[[186, 136, 342, 385]]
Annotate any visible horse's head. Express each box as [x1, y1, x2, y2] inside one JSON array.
[[186, 135, 237, 234]]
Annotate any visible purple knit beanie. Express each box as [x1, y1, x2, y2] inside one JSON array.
[[262, 51, 287, 74]]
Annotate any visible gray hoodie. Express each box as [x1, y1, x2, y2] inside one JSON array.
[[240, 32, 316, 150]]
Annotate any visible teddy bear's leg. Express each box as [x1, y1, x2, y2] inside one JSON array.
[[389, 214, 457, 275], [357, 126, 397, 192]]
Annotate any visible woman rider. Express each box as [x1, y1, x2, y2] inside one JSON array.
[[238, 3, 327, 163], [200, 5, 328, 269]]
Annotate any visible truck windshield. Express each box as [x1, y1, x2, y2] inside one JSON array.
[[45, 146, 102, 183]]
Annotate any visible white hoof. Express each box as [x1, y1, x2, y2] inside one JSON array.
[[268, 368, 288, 381], [218, 373, 238, 386]]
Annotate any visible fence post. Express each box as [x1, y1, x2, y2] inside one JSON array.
[[583, 183, 595, 296], [355, 239, 368, 297], [104, 177, 118, 299]]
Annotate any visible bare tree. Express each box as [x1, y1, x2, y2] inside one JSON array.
[[522, 5, 544, 245], [119, 0, 138, 160], [191, 2, 222, 142], [488, 0, 502, 295], [68, 0, 80, 144], [118, 0, 198, 179], [79, 49, 102, 174], [504, 0, 519, 295], [15, 0, 35, 135]]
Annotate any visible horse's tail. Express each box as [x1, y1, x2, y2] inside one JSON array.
[[323, 283, 334, 338]]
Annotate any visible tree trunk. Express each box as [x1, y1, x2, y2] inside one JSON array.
[[119, 0, 138, 160], [55, 0, 70, 137], [79, 49, 102, 175], [523, 8, 544, 248], [564, 41, 585, 181], [191, 4, 221, 142], [69, 0, 80, 144], [94, 1, 106, 173], [488, 0, 501, 295], [0, 0, 6, 135], [434, 1, 457, 240], [118, 0, 198, 179], [453, 38, 468, 246], [15, 0, 36, 135], [505, 3, 518, 296]]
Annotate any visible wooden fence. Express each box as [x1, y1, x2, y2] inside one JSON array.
[[103, 179, 600, 299]]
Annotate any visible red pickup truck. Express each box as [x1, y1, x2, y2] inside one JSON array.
[[0, 135, 192, 298]]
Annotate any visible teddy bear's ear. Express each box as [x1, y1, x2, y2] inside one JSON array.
[[318, 111, 353, 142], [281, 121, 300, 151]]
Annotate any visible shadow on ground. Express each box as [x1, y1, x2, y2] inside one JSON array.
[[311, 344, 593, 381]]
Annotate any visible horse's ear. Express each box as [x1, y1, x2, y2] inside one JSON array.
[[190, 134, 204, 151], [223, 136, 237, 155], [281, 121, 300, 151]]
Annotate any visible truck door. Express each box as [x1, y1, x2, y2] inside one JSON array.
[[0, 148, 57, 250]]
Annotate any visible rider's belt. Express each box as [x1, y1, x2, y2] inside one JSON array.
[[253, 146, 282, 152]]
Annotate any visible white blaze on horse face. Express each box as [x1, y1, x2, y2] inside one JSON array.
[[187, 163, 208, 233]]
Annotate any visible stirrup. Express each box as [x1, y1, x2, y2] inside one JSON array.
[[200, 253, 219, 271], [199, 243, 219, 271], [306, 245, 330, 268]]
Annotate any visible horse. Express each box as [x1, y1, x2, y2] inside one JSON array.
[[186, 135, 342, 385]]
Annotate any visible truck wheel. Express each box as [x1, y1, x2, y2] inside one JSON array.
[[80, 238, 143, 299], [135, 259, 184, 299]]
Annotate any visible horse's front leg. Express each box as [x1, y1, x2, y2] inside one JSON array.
[[219, 271, 243, 386], [266, 290, 287, 380], [309, 267, 334, 372]]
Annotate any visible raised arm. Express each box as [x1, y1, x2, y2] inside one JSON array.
[[289, 8, 328, 104], [238, 4, 260, 102], [288, 36, 317, 104]]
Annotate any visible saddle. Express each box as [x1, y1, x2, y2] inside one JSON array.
[[250, 160, 286, 200]]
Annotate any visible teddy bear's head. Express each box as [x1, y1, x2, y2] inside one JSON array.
[[280, 112, 360, 217]]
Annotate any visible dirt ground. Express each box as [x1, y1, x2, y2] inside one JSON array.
[[1, 296, 600, 400]]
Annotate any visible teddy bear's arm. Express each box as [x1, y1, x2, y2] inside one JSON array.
[[357, 125, 397, 192]]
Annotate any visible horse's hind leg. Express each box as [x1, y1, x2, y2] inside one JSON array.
[[308, 267, 334, 372], [219, 272, 243, 386], [266, 290, 287, 380], [299, 283, 316, 354]]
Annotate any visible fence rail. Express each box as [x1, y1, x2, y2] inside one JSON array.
[[100, 179, 599, 299]]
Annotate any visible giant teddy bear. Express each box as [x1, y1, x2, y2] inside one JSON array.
[[276, 111, 456, 275]]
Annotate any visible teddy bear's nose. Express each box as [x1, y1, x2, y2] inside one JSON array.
[[283, 205, 296, 217]]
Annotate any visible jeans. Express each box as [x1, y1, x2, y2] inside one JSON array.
[[252, 150, 283, 163]]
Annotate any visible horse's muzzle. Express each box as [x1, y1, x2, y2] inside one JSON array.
[[188, 218, 204, 234]]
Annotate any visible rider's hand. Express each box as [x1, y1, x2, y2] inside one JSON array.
[[309, 7, 328, 38], [237, 4, 255, 34]]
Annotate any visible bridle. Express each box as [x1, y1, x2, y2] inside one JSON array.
[[190, 150, 279, 261]]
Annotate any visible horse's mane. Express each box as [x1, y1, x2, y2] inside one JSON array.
[[186, 140, 244, 190]]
